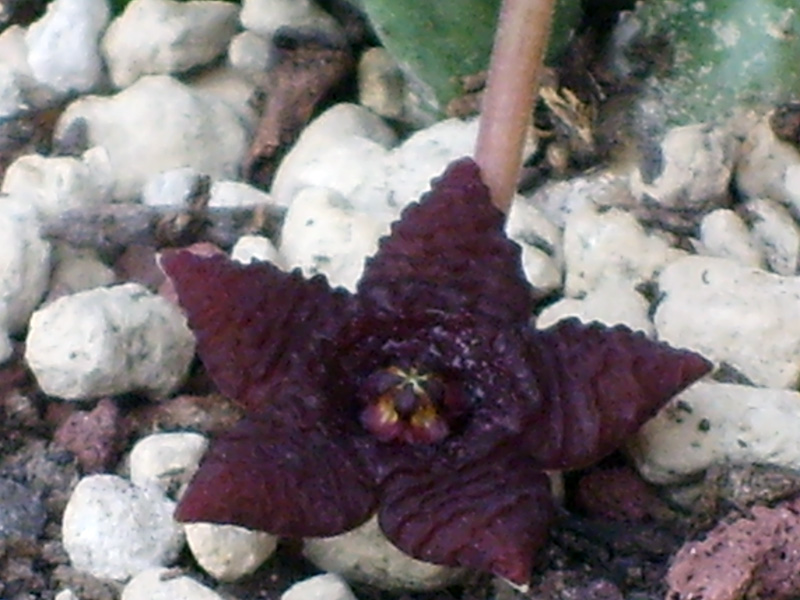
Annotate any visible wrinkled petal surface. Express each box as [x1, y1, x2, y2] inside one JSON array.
[[160, 251, 353, 414], [520, 319, 712, 470], [378, 445, 554, 584], [176, 413, 377, 537], [358, 158, 534, 327]]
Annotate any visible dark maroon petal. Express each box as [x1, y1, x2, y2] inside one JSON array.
[[520, 319, 712, 470], [378, 446, 554, 584], [358, 158, 534, 327], [176, 414, 377, 536], [160, 250, 353, 414]]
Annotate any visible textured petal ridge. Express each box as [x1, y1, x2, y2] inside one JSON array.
[[358, 157, 534, 326]]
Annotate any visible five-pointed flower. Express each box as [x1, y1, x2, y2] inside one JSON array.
[[160, 158, 711, 585]]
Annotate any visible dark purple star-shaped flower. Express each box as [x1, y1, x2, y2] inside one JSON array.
[[160, 158, 710, 584]]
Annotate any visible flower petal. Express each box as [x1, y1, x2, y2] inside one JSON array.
[[520, 319, 712, 470], [176, 413, 377, 536], [378, 445, 554, 584], [160, 250, 353, 414], [358, 158, 534, 327]]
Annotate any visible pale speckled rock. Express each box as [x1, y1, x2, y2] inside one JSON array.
[[630, 123, 735, 210], [54, 590, 79, 600], [0, 201, 51, 362], [1, 147, 113, 217], [655, 256, 800, 388], [185, 522, 278, 582], [128, 432, 208, 496], [282, 573, 358, 600], [55, 75, 249, 202], [102, 0, 239, 88], [630, 382, 800, 485], [142, 167, 203, 207], [209, 180, 273, 208], [698, 209, 764, 268], [49, 243, 116, 299], [0, 66, 25, 119], [231, 235, 284, 267], [536, 282, 653, 335], [228, 30, 273, 78], [62, 475, 184, 581], [505, 197, 563, 293], [358, 47, 405, 121], [25, 283, 195, 400], [186, 66, 260, 129], [25, 0, 110, 94], [303, 516, 464, 591], [122, 567, 224, 600], [240, 0, 345, 45], [563, 205, 684, 297], [0, 25, 61, 116], [280, 186, 387, 290], [743, 198, 800, 276]]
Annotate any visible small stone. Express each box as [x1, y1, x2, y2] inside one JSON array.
[[231, 235, 283, 266], [128, 432, 208, 496], [25, 283, 196, 400], [185, 66, 259, 129], [655, 256, 800, 388], [282, 573, 358, 600], [358, 47, 406, 122], [122, 567, 224, 600], [698, 209, 765, 268], [280, 186, 387, 290], [505, 198, 563, 293], [303, 516, 464, 591], [141, 167, 203, 207], [185, 522, 278, 582], [0, 477, 46, 541], [54, 398, 123, 473], [25, 0, 110, 94], [0, 66, 26, 119], [209, 180, 273, 208], [228, 30, 273, 78], [55, 590, 79, 600], [55, 75, 249, 202], [102, 0, 239, 89], [48, 243, 117, 300], [240, 0, 345, 45], [743, 198, 800, 276], [62, 475, 184, 581]]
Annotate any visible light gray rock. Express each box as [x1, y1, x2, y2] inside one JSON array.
[[563, 205, 684, 297], [655, 256, 800, 388], [49, 243, 116, 298], [0, 477, 47, 541], [304, 516, 464, 591], [240, 0, 345, 45], [128, 432, 208, 496], [630, 123, 735, 210], [54, 590, 79, 600], [0, 25, 61, 116], [0, 201, 51, 362], [505, 198, 563, 293], [1, 147, 113, 217], [185, 522, 278, 582], [231, 235, 284, 266], [102, 0, 239, 88], [0, 66, 26, 119], [55, 75, 249, 202], [142, 167, 203, 207], [228, 30, 273, 78], [122, 567, 224, 600], [25, 0, 110, 94], [280, 187, 387, 290], [62, 475, 184, 581], [697, 209, 764, 268], [743, 198, 800, 276], [282, 574, 358, 600], [630, 382, 800, 484], [25, 283, 195, 400], [358, 47, 406, 123], [209, 180, 273, 208], [186, 66, 260, 129]]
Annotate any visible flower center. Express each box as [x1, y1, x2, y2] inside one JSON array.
[[359, 366, 453, 445]]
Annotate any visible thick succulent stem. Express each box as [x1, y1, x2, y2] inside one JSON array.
[[475, 0, 556, 213]]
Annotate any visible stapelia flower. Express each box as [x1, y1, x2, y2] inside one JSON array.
[[160, 158, 711, 585]]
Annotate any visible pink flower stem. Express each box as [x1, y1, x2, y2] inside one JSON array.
[[474, 0, 556, 213]]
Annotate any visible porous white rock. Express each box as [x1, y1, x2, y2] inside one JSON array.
[[54, 590, 79, 600], [142, 167, 204, 207], [102, 0, 239, 88], [280, 186, 387, 290], [655, 256, 800, 388], [282, 573, 358, 600], [563, 205, 683, 297], [62, 475, 184, 581], [698, 209, 764, 268], [536, 282, 653, 335], [240, 0, 345, 45], [209, 180, 273, 207], [630, 382, 800, 485], [49, 243, 116, 298], [25, 0, 110, 94], [128, 432, 208, 496], [1, 147, 113, 217], [122, 567, 224, 600], [630, 123, 735, 210], [25, 283, 195, 400], [186, 67, 260, 129], [231, 235, 283, 266], [228, 30, 273, 78], [743, 198, 800, 276], [304, 516, 464, 591], [0, 201, 51, 362], [185, 522, 278, 582], [0, 67, 26, 119], [0, 25, 61, 117], [506, 198, 563, 293], [55, 75, 249, 202]]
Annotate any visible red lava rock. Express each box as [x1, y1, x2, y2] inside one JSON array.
[[666, 496, 800, 600], [53, 398, 125, 473], [574, 463, 670, 523]]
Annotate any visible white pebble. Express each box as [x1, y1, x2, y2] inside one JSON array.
[[282, 573, 358, 600], [231, 235, 284, 267], [62, 475, 184, 581], [698, 209, 764, 268], [228, 30, 273, 78], [49, 243, 116, 298], [209, 180, 273, 208], [240, 0, 345, 44], [129, 432, 208, 496], [54, 591, 79, 600], [506, 198, 563, 293], [743, 198, 800, 276], [141, 167, 203, 207], [358, 47, 406, 122], [185, 522, 278, 582], [122, 567, 224, 600], [25, 283, 195, 400]]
